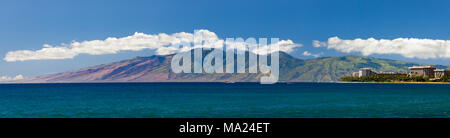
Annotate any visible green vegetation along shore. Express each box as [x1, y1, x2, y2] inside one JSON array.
[[340, 75, 450, 83]]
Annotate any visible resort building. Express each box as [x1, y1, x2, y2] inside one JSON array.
[[351, 66, 448, 79], [352, 72, 360, 77], [434, 69, 445, 79], [349, 65, 448, 82], [434, 69, 450, 79], [358, 68, 377, 77], [406, 65, 449, 79], [408, 66, 436, 78]]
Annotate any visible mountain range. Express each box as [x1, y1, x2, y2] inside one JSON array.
[[14, 50, 449, 83]]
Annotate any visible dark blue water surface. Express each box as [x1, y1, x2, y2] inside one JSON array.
[[0, 82, 449, 118]]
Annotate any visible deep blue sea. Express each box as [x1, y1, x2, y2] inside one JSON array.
[[0, 82, 449, 118]]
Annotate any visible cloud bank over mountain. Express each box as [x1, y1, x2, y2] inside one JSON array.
[[4, 30, 302, 62], [7, 30, 450, 62], [316, 37, 450, 59]]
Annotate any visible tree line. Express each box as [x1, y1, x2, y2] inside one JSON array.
[[340, 75, 450, 82]]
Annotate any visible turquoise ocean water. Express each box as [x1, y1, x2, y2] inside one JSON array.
[[0, 82, 449, 118]]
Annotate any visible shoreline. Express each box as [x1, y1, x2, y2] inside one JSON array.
[[339, 81, 450, 84], [1, 81, 449, 85]]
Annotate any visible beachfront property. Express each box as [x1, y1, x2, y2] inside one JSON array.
[[352, 68, 407, 77], [408, 65, 450, 79], [358, 68, 377, 77], [434, 69, 445, 79], [408, 66, 436, 78], [352, 72, 360, 77], [433, 69, 450, 79], [352, 65, 449, 80]]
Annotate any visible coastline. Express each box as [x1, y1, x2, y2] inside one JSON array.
[[339, 81, 450, 84], [1, 80, 449, 85]]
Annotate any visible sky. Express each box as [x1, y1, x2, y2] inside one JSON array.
[[1, 0, 450, 77]]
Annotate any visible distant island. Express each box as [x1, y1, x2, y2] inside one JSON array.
[[340, 66, 450, 83], [4, 49, 450, 83]]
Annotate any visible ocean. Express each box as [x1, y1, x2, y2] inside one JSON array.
[[0, 82, 449, 118]]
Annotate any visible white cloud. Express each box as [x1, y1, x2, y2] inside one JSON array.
[[4, 30, 302, 62], [319, 37, 450, 59], [0, 74, 24, 82], [302, 51, 322, 58], [251, 40, 302, 55], [312, 40, 326, 47]]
